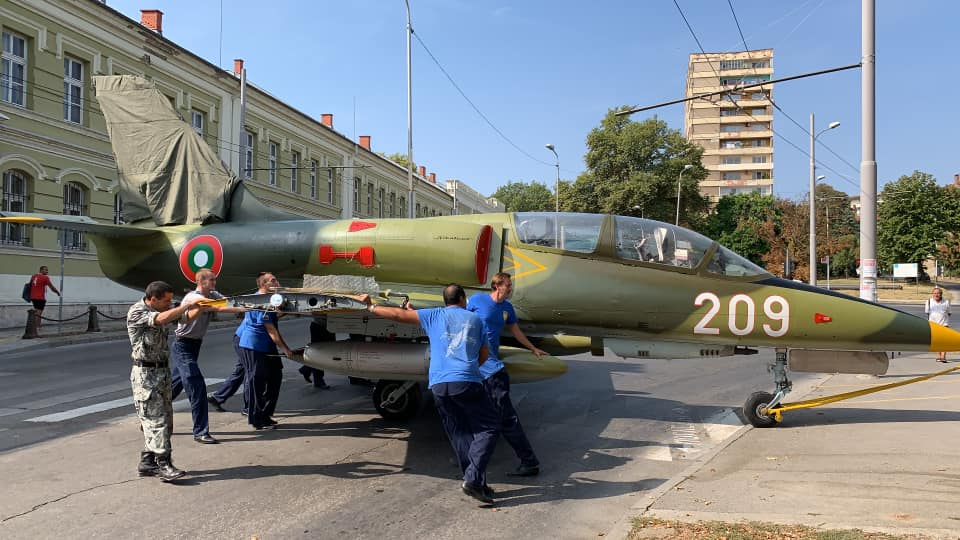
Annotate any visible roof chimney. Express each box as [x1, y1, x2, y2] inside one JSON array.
[[955, 174, 959, 186], [140, 10, 163, 34], [321, 114, 333, 128], [233, 59, 244, 76], [429, 172, 436, 183], [418, 166, 426, 177], [359, 135, 371, 150]]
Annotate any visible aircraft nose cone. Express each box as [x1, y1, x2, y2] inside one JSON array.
[[929, 322, 960, 352]]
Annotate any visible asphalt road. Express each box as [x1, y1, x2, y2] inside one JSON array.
[[0, 319, 822, 539]]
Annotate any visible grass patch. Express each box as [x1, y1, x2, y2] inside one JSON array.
[[628, 517, 932, 540]]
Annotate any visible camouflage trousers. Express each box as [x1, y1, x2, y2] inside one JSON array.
[[130, 365, 173, 455]]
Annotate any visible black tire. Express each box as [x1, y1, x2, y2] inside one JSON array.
[[743, 391, 779, 428], [373, 380, 422, 421]]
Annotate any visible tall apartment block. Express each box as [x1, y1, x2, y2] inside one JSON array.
[[685, 49, 774, 201]]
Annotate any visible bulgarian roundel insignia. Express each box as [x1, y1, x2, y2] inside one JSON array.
[[179, 234, 224, 282]]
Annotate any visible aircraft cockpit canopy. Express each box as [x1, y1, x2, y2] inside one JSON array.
[[513, 212, 768, 277], [514, 212, 603, 253]]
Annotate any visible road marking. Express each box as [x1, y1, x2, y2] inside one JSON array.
[[4, 382, 132, 416], [24, 378, 225, 423]]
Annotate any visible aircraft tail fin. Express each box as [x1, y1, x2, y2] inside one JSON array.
[[0, 212, 158, 237]]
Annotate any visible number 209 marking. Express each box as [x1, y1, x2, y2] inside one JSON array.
[[693, 292, 789, 338]]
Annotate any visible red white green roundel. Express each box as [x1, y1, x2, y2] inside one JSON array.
[[179, 234, 224, 282]]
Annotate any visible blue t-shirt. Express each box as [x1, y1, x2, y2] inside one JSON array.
[[467, 293, 517, 379], [237, 311, 279, 352], [418, 306, 486, 388]]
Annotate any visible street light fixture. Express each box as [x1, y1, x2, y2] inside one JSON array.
[[676, 164, 694, 226], [545, 144, 559, 212], [808, 114, 840, 286]]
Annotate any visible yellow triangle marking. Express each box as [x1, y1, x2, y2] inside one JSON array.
[[502, 254, 517, 273], [506, 246, 547, 280]]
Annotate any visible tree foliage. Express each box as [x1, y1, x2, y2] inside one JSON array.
[[877, 171, 957, 275], [491, 180, 555, 212], [703, 193, 776, 265], [566, 108, 709, 227]]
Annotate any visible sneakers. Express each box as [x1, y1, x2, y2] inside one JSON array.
[[253, 423, 276, 431], [461, 482, 494, 505], [207, 396, 225, 412], [193, 434, 219, 444]]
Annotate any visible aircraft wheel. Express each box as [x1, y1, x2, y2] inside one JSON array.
[[373, 380, 422, 421], [743, 391, 779, 428]]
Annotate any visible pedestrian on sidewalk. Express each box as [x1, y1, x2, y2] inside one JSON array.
[[927, 286, 952, 363], [127, 281, 207, 482], [170, 269, 245, 444], [28, 266, 60, 335]]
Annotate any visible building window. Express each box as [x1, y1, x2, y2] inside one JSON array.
[[378, 188, 385, 217], [722, 157, 741, 165], [723, 140, 743, 149], [720, 109, 740, 117], [268, 142, 278, 186], [327, 168, 334, 204], [63, 56, 83, 124], [398, 196, 405, 217], [722, 172, 741, 180], [751, 92, 766, 101], [752, 171, 770, 180], [415, 202, 420, 218], [63, 182, 87, 250], [353, 178, 361, 212], [750, 139, 767, 148], [1, 170, 29, 245], [750, 123, 768, 131], [751, 156, 767, 164], [366, 184, 373, 214], [113, 194, 124, 224], [242, 131, 254, 178], [719, 59, 745, 70], [309, 160, 317, 199], [751, 61, 769, 69], [720, 125, 741, 133], [389, 192, 396, 217], [290, 151, 299, 193], [190, 110, 204, 136], [751, 108, 766, 116], [2, 31, 27, 107]]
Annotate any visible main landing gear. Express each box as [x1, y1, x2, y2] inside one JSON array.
[[373, 379, 422, 421], [743, 348, 791, 428]]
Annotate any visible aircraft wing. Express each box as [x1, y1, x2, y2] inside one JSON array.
[[0, 211, 158, 237]]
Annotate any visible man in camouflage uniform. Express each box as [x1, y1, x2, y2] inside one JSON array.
[[128, 281, 206, 481]]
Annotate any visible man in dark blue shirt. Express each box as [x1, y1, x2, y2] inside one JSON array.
[[467, 272, 546, 477], [363, 284, 500, 505]]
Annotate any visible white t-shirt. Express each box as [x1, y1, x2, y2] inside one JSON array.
[[926, 297, 951, 327], [175, 290, 224, 338]]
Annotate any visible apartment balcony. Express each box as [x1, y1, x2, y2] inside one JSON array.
[[718, 130, 773, 140], [709, 162, 774, 172], [703, 146, 773, 156]]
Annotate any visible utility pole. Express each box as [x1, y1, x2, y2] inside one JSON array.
[[405, 0, 415, 219], [859, 0, 878, 302]]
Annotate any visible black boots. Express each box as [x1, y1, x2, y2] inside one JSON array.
[[137, 451, 158, 477], [139, 451, 186, 481]]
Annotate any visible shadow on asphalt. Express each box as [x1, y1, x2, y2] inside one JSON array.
[[775, 406, 960, 427], [168, 357, 717, 506]]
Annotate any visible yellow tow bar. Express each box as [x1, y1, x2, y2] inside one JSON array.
[[765, 364, 960, 423]]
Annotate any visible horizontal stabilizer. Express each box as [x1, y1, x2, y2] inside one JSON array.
[[0, 211, 158, 237]]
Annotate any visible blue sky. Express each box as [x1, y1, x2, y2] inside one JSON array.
[[108, 0, 956, 200]]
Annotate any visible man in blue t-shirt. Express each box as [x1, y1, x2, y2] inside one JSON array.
[[363, 284, 500, 505], [467, 272, 547, 477]]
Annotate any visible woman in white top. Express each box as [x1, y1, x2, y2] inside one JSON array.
[[926, 286, 951, 362]]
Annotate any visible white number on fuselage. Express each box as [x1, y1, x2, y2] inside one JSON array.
[[693, 292, 790, 338]]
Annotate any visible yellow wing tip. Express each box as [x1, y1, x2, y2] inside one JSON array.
[[0, 216, 45, 223], [929, 321, 960, 352]]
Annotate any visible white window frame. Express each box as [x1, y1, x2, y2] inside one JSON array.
[[399, 196, 405, 218], [63, 56, 83, 124], [327, 168, 334, 203], [309, 160, 317, 199], [190, 110, 204, 137], [366, 184, 373, 215], [353, 178, 361, 211], [242, 131, 254, 178], [290, 151, 299, 193], [113, 193, 124, 224], [378, 187, 385, 217], [2, 31, 27, 107], [268, 142, 278, 186]]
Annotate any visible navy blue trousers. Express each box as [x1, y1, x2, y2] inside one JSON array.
[[170, 337, 210, 436], [264, 354, 283, 418], [236, 344, 272, 428], [212, 337, 245, 407], [484, 369, 538, 467], [432, 382, 500, 488]]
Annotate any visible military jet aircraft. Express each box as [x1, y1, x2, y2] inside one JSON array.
[[5, 75, 960, 427]]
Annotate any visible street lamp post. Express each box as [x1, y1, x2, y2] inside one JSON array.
[[808, 114, 840, 286], [404, 0, 415, 219], [545, 144, 559, 212], [676, 164, 693, 226]]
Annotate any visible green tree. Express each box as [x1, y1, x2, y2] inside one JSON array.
[[815, 183, 858, 278], [877, 171, 945, 275], [703, 192, 776, 265], [491, 180, 554, 212], [572, 108, 709, 226], [379, 152, 416, 171]]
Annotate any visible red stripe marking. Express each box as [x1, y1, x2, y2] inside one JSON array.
[[814, 313, 832, 324], [348, 221, 377, 232]]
